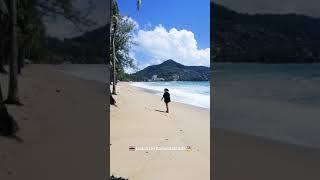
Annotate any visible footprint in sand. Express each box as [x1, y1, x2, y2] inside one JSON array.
[[176, 129, 186, 142], [7, 171, 13, 175]]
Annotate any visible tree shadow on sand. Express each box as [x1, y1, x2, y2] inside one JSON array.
[[110, 175, 128, 180], [5, 135, 23, 143], [0, 108, 23, 143]]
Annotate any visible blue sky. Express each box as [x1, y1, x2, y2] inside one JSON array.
[[117, 0, 210, 70], [118, 0, 210, 49]]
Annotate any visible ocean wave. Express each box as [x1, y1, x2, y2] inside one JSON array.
[[131, 81, 210, 109]]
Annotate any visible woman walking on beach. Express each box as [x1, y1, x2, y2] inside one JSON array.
[[161, 88, 171, 113]]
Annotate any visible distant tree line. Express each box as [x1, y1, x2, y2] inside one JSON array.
[[212, 2, 320, 63]]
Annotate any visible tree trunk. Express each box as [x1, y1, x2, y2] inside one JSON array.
[[4, 39, 9, 64], [18, 42, 25, 74], [0, 40, 7, 74], [5, 0, 21, 105], [0, 82, 4, 106], [112, 38, 117, 95], [111, 15, 117, 95]]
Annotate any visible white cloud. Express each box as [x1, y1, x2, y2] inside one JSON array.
[[132, 24, 210, 69]]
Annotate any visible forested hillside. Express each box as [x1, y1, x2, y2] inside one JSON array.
[[211, 2, 320, 63], [46, 25, 108, 64]]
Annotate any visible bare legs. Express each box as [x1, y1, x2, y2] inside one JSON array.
[[165, 102, 169, 113]]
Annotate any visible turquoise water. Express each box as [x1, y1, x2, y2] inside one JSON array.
[[213, 63, 320, 148], [131, 81, 210, 109], [213, 63, 320, 106]]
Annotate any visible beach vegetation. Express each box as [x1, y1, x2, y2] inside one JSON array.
[[111, 0, 141, 94], [212, 2, 320, 63]]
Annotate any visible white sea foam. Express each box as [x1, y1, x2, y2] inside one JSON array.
[[131, 81, 210, 109]]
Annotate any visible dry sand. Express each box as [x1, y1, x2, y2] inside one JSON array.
[[110, 83, 210, 180], [212, 80, 320, 180], [212, 128, 320, 180], [0, 65, 108, 180]]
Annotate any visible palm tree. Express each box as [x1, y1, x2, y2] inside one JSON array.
[[111, 0, 118, 95], [5, 0, 21, 105], [111, 0, 141, 95], [0, 0, 8, 74], [17, 0, 32, 74], [0, 0, 8, 97], [0, 0, 19, 133]]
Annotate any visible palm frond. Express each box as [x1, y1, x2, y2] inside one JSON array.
[[137, 0, 141, 11]]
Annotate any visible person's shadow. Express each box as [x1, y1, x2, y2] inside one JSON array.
[[154, 109, 166, 113]]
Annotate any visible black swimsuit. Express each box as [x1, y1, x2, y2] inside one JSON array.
[[163, 92, 171, 103]]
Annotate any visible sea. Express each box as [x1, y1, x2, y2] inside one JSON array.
[[54, 65, 210, 109], [131, 81, 210, 109], [213, 63, 320, 149]]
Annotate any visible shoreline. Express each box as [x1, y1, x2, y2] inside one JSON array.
[[129, 82, 210, 111], [131, 85, 210, 112], [111, 82, 210, 180]]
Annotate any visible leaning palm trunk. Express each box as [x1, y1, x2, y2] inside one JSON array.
[[0, 0, 8, 74], [112, 20, 117, 94], [0, 82, 4, 109], [111, 6, 118, 95], [18, 41, 25, 74], [0, 40, 7, 73], [112, 38, 117, 94], [5, 0, 20, 105]]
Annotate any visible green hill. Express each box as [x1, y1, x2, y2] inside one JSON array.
[[128, 60, 210, 81], [212, 2, 320, 63], [46, 24, 109, 64]]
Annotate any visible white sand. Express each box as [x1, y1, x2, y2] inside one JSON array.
[[110, 82, 210, 180]]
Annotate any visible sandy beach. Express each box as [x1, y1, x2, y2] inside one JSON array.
[[212, 128, 320, 180], [110, 83, 210, 180], [0, 65, 108, 180], [2, 64, 320, 180]]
